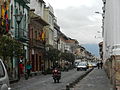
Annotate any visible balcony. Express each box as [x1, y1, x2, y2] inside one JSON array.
[[112, 44, 120, 55], [23, 0, 30, 3], [16, 0, 30, 4], [30, 39, 45, 49], [15, 28, 29, 42]]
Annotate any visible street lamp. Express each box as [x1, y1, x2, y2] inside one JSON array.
[[14, 11, 23, 38], [95, 12, 103, 14], [14, 11, 23, 80]]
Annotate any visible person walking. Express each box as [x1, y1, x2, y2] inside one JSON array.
[[100, 61, 103, 69], [97, 62, 100, 69], [19, 61, 24, 77], [26, 61, 32, 79]]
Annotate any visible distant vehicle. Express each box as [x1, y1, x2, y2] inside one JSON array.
[[88, 62, 97, 68], [0, 59, 11, 90], [74, 59, 81, 68], [88, 63, 93, 68], [76, 62, 88, 71], [91, 62, 97, 67]]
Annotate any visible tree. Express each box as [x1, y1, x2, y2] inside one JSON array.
[[61, 52, 75, 64], [46, 48, 60, 63], [0, 35, 23, 61]]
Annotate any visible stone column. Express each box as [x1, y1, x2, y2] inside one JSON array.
[[111, 55, 120, 90]]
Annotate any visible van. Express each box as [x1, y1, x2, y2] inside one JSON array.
[[0, 59, 11, 90]]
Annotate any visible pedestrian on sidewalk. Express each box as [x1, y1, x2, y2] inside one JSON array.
[[97, 62, 100, 69], [41, 63, 44, 74], [19, 60, 24, 77], [100, 61, 103, 69], [26, 61, 32, 79]]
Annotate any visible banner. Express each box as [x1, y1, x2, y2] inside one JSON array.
[[1, 0, 10, 33], [39, 31, 46, 41]]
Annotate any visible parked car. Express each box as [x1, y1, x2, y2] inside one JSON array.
[[76, 62, 88, 71], [0, 59, 11, 90]]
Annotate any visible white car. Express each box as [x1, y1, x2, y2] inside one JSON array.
[[0, 59, 11, 90], [76, 62, 88, 71]]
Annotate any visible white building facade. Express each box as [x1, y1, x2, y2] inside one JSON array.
[[103, 0, 120, 59], [102, 0, 120, 89], [44, 4, 55, 47], [29, 0, 45, 18]]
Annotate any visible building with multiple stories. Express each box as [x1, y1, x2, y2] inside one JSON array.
[[102, 0, 120, 89], [44, 4, 55, 47], [0, 0, 93, 82], [29, 9, 48, 73], [7, 0, 30, 81]]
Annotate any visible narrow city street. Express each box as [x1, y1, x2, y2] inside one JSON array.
[[1, 0, 120, 90], [10, 69, 88, 90], [71, 68, 113, 90]]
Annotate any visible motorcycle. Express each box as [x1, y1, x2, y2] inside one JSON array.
[[52, 68, 61, 83]]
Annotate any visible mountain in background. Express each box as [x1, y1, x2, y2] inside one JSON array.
[[82, 44, 100, 57]]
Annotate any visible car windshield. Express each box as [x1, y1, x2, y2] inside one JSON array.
[[78, 63, 86, 66]]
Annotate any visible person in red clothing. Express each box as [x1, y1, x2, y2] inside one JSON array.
[[19, 61, 24, 76]]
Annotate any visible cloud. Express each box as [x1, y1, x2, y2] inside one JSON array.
[[45, 0, 103, 44], [45, 0, 100, 9], [55, 4, 102, 44]]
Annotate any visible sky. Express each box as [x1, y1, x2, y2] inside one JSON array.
[[44, 0, 103, 56]]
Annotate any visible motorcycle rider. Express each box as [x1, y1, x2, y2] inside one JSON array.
[[52, 61, 61, 83]]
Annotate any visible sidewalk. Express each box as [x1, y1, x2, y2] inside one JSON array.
[[71, 68, 113, 90]]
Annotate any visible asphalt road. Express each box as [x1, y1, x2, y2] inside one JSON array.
[[11, 68, 88, 90]]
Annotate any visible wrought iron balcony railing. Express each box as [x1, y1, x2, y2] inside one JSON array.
[[29, 39, 45, 49], [15, 28, 29, 42], [23, 0, 30, 3]]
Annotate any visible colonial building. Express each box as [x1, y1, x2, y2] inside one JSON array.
[[29, 0, 45, 18], [102, 0, 120, 89], [53, 17, 60, 49], [29, 9, 48, 73], [44, 4, 54, 47], [59, 33, 67, 52], [43, 5, 57, 69], [9, 0, 30, 81], [30, 0, 53, 71], [65, 38, 79, 53]]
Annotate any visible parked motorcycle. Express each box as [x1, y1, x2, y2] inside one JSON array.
[[52, 68, 61, 83]]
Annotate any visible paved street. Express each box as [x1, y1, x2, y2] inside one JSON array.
[[71, 68, 113, 90], [10, 69, 88, 90]]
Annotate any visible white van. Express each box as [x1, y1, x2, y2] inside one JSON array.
[[0, 59, 11, 90]]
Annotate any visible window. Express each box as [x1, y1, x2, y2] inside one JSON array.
[[35, 31, 37, 39], [11, 5, 13, 28], [0, 61, 5, 78]]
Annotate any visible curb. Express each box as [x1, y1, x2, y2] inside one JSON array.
[[66, 68, 94, 90], [10, 71, 42, 84]]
